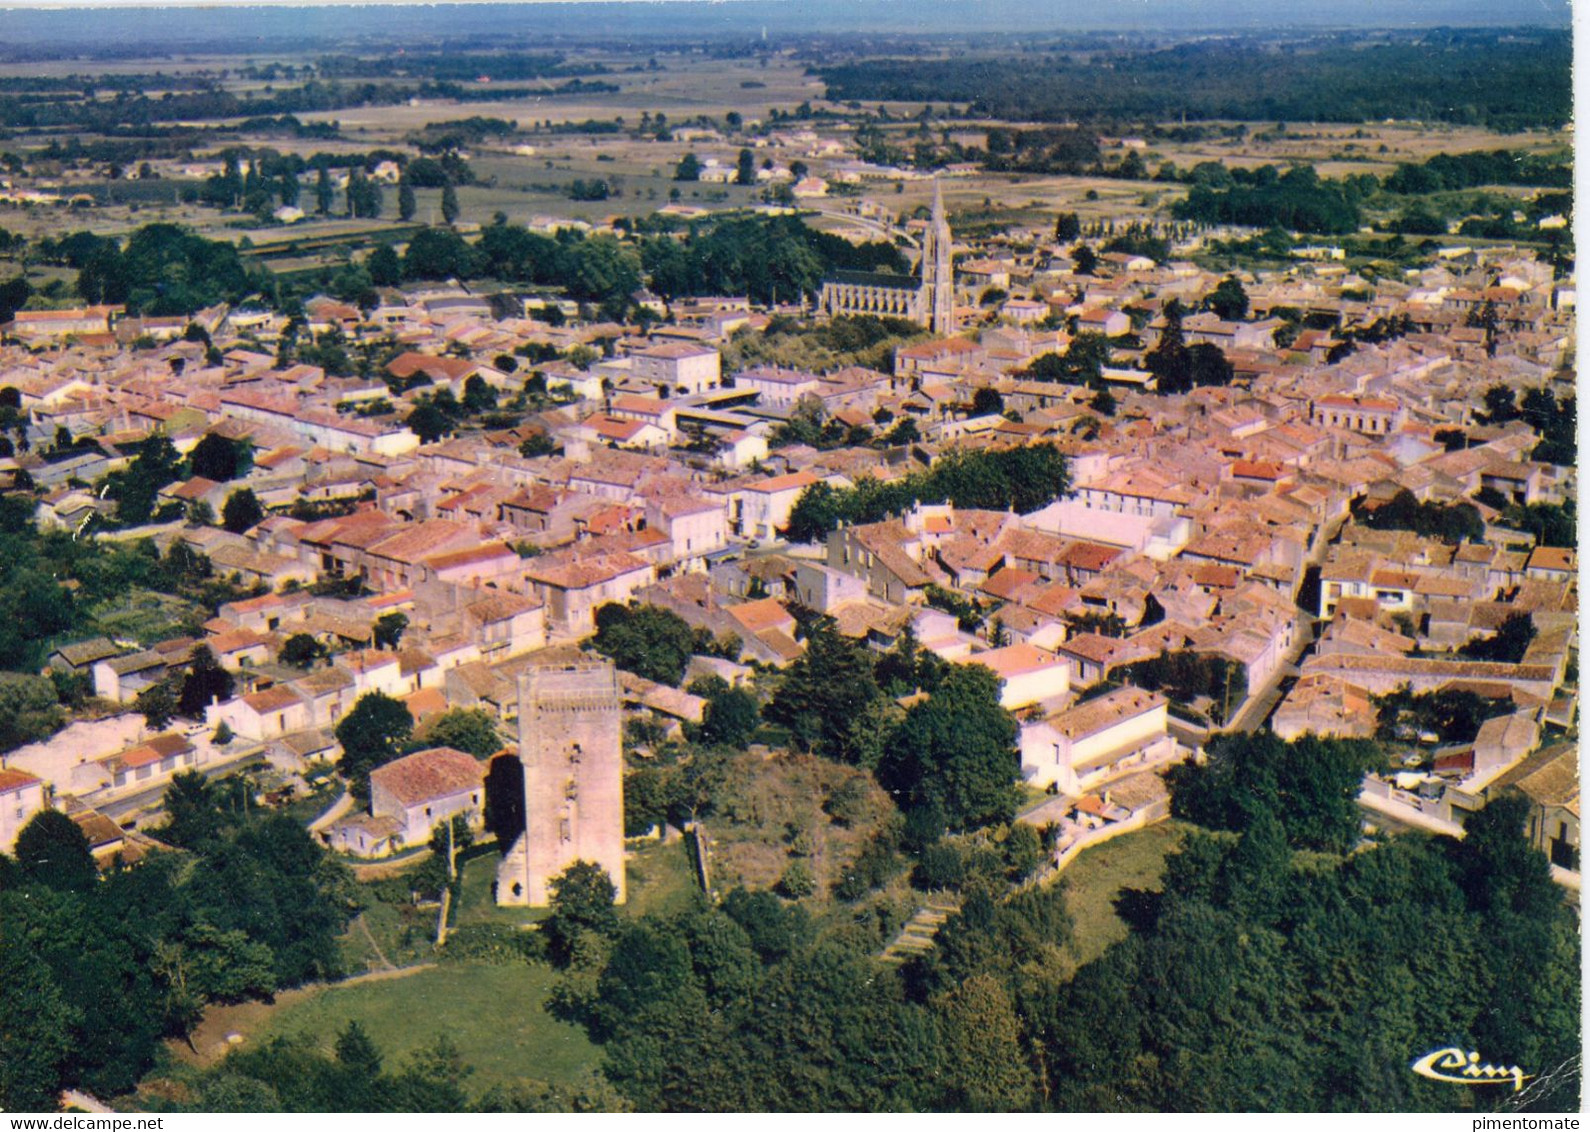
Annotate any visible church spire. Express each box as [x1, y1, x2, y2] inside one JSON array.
[[921, 177, 955, 336]]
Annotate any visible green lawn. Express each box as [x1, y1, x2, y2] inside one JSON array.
[[448, 837, 699, 928], [453, 851, 548, 929], [254, 963, 600, 1091], [1060, 820, 1191, 970], [622, 836, 699, 920]]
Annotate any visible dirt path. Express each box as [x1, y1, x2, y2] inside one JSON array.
[[356, 912, 396, 971], [348, 848, 432, 880], [169, 963, 438, 1068]]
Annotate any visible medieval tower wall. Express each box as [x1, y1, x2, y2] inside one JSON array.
[[496, 660, 626, 906]]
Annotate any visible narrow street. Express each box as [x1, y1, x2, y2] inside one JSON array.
[[1226, 511, 1347, 735]]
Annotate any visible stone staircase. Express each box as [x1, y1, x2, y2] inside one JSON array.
[[879, 894, 961, 964]]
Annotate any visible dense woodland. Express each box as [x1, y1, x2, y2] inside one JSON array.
[[0, 211, 907, 323], [557, 736, 1579, 1112], [820, 30, 1571, 130], [0, 800, 355, 1108]]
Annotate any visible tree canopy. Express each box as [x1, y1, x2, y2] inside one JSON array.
[[334, 692, 414, 800], [1167, 731, 1383, 852], [591, 603, 696, 687], [876, 662, 1019, 831], [785, 444, 1070, 544]]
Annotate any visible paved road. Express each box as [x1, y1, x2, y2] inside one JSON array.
[[99, 745, 266, 822], [807, 206, 920, 249]]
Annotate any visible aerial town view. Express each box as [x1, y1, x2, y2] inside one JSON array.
[[0, 0, 1577, 1116]]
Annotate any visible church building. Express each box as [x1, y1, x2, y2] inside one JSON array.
[[819, 179, 956, 336]]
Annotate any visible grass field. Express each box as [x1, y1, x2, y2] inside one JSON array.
[[1059, 820, 1191, 971], [253, 963, 601, 1092], [621, 836, 700, 920]]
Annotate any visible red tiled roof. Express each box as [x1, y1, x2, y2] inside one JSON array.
[[1231, 459, 1285, 481], [725, 597, 793, 635], [0, 767, 41, 794], [370, 746, 483, 807]]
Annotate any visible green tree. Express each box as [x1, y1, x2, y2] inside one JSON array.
[[778, 859, 817, 899], [420, 707, 504, 758], [590, 922, 698, 1039], [178, 644, 235, 719], [1205, 275, 1250, 320], [441, 183, 460, 225], [461, 373, 497, 415], [135, 680, 177, 732], [189, 432, 248, 482], [335, 692, 414, 800], [931, 973, 1033, 1110], [0, 921, 78, 1112], [519, 433, 557, 458], [158, 769, 224, 850], [675, 153, 702, 182], [1482, 384, 1519, 423], [14, 808, 97, 892], [398, 182, 417, 223], [764, 618, 882, 756], [105, 433, 182, 524], [735, 148, 756, 186], [1459, 611, 1536, 663], [1146, 298, 1191, 393], [390, 1035, 472, 1111], [0, 672, 66, 754], [406, 400, 453, 444], [221, 488, 265, 534], [372, 611, 409, 650], [367, 243, 403, 287], [591, 603, 696, 686], [1168, 731, 1381, 852], [697, 684, 760, 749], [544, 861, 621, 965], [971, 387, 1004, 416], [315, 165, 333, 215], [877, 662, 1018, 830], [279, 633, 327, 669], [335, 1018, 383, 1077]]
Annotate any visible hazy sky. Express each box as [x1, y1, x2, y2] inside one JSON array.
[[0, 0, 1571, 48], [0, 0, 1571, 18]]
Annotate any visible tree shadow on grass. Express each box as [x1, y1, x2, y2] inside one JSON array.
[[1112, 887, 1162, 935]]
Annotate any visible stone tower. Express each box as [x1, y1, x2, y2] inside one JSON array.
[[496, 661, 626, 906], [919, 177, 956, 336]]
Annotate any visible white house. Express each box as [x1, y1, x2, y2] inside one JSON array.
[[0, 767, 46, 852], [631, 341, 721, 395], [733, 470, 819, 540], [367, 746, 485, 848], [1019, 686, 1174, 793], [961, 643, 1071, 710]]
